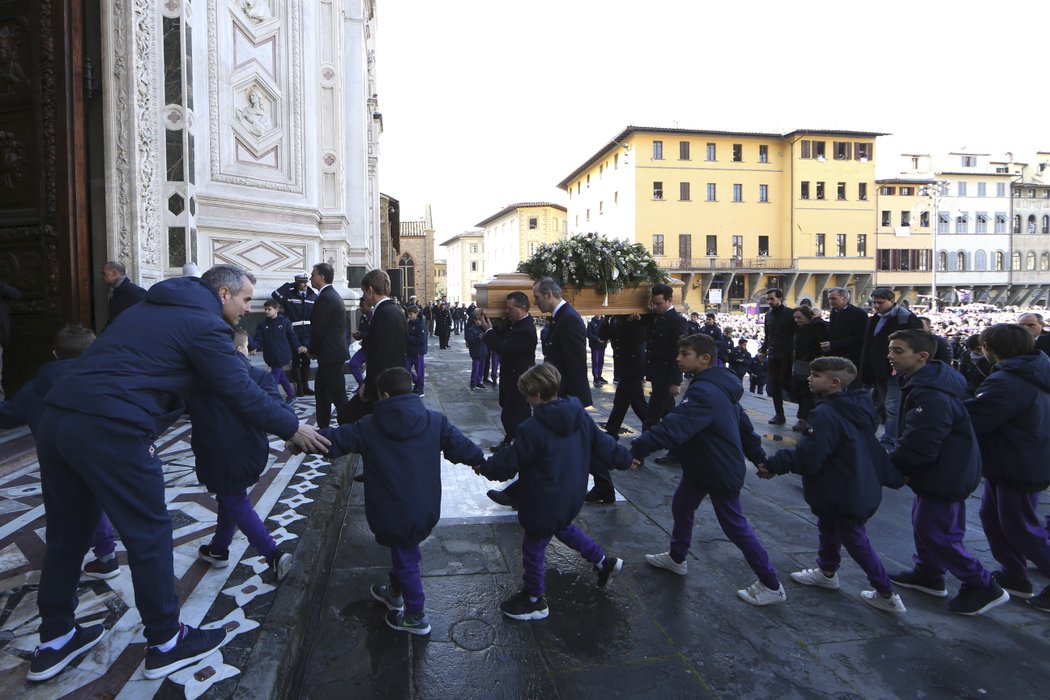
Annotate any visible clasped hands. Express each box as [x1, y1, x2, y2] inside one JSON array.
[[285, 423, 331, 455]]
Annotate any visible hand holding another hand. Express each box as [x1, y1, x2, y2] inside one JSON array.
[[290, 424, 330, 454]]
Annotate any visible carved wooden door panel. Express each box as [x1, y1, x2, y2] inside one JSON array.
[[0, 0, 90, 395]]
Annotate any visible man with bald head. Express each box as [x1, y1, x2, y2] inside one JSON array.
[[1019, 312, 1050, 357]]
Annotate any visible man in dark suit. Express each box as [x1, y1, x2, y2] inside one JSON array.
[[308, 263, 351, 429], [858, 287, 922, 447], [1019, 312, 1050, 356], [757, 288, 795, 425], [341, 268, 407, 425], [478, 291, 537, 507], [534, 277, 592, 407], [271, 273, 316, 395], [820, 286, 867, 371], [644, 283, 688, 464], [100, 260, 146, 327]]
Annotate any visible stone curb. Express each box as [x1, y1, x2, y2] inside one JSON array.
[[231, 452, 357, 700]]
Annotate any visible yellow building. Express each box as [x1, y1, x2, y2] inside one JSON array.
[[557, 126, 884, 309], [873, 177, 935, 307], [475, 202, 568, 276], [440, 231, 485, 304]]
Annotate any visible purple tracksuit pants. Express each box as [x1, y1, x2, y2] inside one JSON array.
[[210, 491, 279, 562], [521, 525, 603, 597], [815, 516, 894, 594], [910, 495, 992, 587], [979, 480, 1050, 582]]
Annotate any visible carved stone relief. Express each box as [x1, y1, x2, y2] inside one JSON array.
[[0, 25, 30, 92]]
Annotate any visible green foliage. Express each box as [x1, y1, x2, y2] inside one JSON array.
[[516, 233, 667, 295]]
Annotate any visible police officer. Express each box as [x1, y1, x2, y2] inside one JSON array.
[[271, 273, 315, 395]]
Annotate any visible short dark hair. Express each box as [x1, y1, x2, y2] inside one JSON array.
[[808, 356, 858, 386], [794, 305, 816, 320], [705, 312, 716, 320], [871, 287, 896, 302], [406, 304, 420, 314], [766, 288, 783, 299], [651, 283, 673, 300], [314, 263, 336, 286], [678, 333, 717, 358], [263, 299, 281, 311], [506, 291, 530, 311], [377, 367, 414, 397], [53, 323, 95, 359], [888, 329, 936, 357], [361, 267, 389, 295], [980, 323, 1034, 360]]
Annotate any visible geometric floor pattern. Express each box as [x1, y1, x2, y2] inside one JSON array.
[[0, 398, 331, 699]]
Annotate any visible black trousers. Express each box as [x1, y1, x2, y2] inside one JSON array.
[[767, 356, 792, 418], [499, 384, 531, 441], [291, 347, 312, 391], [644, 378, 675, 431], [314, 362, 350, 429], [604, 374, 647, 437]]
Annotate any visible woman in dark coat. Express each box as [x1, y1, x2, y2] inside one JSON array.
[[791, 306, 829, 430]]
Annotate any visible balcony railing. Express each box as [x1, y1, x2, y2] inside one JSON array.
[[654, 257, 796, 271]]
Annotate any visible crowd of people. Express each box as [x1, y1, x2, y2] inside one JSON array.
[[3, 261, 1049, 683]]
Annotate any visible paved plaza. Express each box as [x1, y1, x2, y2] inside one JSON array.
[[1, 331, 1049, 699]]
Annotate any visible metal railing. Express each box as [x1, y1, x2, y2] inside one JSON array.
[[653, 257, 796, 271]]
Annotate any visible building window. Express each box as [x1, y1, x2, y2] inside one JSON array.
[[977, 182, 987, 197], [652, 234, 664, 256], [759, 184, 769, 202], [470, 261, 478, 273], [653, 182, 663, 200], [1012, 251, 1022, 270], [801, 181, 810, 199], [939, 251, 949, 271], [706, 143, 716, 161], [679, 234, 692, 262], [1041, 253, 1050, 271], [758, 236, 769, 256], [995, 213, 1006, 233], [599, 201, 604, 215], [529, 241, 538, 256], [975, 213, 988, 233], [957, 252, 967, 271], [586, 174, 590, 188], [469, 244, 478, 254], [995, 251, 1005, 271], [732, 144, 742, 162], [900, 186, 913, 196], [975, 250, 987, 271], [1013, 214, 1022, 233], [653, 140, 663, 160], [759, 145, 768, 163], [837, 182, 847, 200], [398, 253, 415, 299], [801, 140, 826, 159], [733, 184, 743, 202], [996, 182, 1005, 197], [938, 213, 950, 234], [732, 235, 743, 258], [679, 141, 690, 160], [1026, 252, 1036, 270], [528, 217, 538, 229], [707, 183, 717, 201], [858, 182, 868, 200], [957, 214, 968, 234], [706, 235, 718, 256], [586, 208, 590, 221], [900, 211, 911, 227], [855, 142, 872, 161], [815, 181, 825, 200], [836, 233, 847, 257], [961, 155, 976, 167], [957, 182, 967, 196], [1043, 214, 1050, 233], [801, 140, 810, 159], [834, 141, 851, 160], [918, 211, 929, 227], [815, 234, 826, 257], [679, 182, 690, 201], [879, 186, 896, 195], [614, 191, 619, 205], [881, 210, 891, 227], [1029, 215, 1038, 233], [857, 234, 867, 257], [614, 153, 619, 169]]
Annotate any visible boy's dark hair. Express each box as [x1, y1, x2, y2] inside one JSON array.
[[406, 304, 420, 314], [871, 287, 896, 302], [263, 299, 281, 311], [979, 323, 1034, 360], [678, 333, 717, 358], [705, 312, 716, 320], [518, 362, 560, 401], [766, 288, 784, 299], [965, 333, 982, 351], [888, 329, 937, 357], [737, 338, 748, 346], [808, 356, 857, 386], [651, 283, 673, 300], [377, 367, 414, 397], [53, 323, 96, 359], [506, 291, 530, 312]]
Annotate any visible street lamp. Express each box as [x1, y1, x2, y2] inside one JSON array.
[[919, 180, 950, 311]]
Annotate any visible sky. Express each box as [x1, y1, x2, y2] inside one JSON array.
[[375, 0, 1050, 254]]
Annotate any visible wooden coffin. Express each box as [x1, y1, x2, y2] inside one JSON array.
[[474, 272, 683, 317]]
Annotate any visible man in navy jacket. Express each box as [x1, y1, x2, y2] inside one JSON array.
[[28, 265, 328, 683], [535, 277, 592, 408]]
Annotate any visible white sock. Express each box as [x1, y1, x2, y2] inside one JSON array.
[[528, 595, 538, 603], [154, 628, 181, 653], [39, 628, 76, 651]]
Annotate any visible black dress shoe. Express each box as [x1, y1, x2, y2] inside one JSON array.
[[654, 454, 681, 465], [302, 388, 316, 396], [768, 415, 786, 425], [353, 473, 365, 482], [584, 488, 616, 504], [486, 489, 517, 508]]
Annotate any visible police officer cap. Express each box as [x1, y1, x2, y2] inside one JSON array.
[[294, 274, 309, 281]]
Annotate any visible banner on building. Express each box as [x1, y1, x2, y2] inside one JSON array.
[[708, 288, 723, 304]]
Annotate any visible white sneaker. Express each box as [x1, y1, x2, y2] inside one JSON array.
[[645, 552, 687, 576], [790, 568, 840, 590], [737, 580, 787, 606], [860, 590, 907, 614]]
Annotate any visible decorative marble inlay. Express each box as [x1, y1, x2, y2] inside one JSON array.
[[232, 23, 277, 79], [222, 574, 274, 607]]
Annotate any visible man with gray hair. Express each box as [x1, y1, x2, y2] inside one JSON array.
[[820, 287, 868, 370], [99, 260, 146, 327], [28, 264, 329, 683]]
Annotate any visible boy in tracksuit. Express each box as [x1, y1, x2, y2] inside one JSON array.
[[465, 308, 489, 389], [404, 305, 428, 396], [250, 299, 301, 401], [0, 324, 121, 582], [194, 330, 296, 581], [964, 323, 1050, 612], [631, 333, 786, 607], [760, 356, 906, 614], [885, 329, 1009, 616], [316, 367, 485, 635], [476, 363, 634, 621]]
